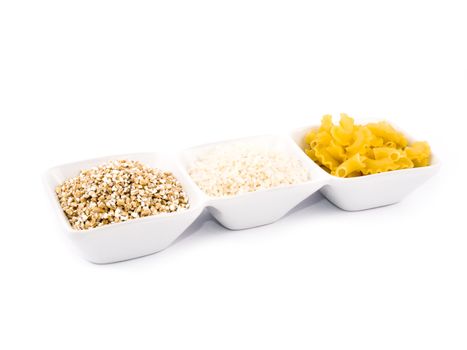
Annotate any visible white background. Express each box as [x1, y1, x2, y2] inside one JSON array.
[[0, 1, 465, 349]]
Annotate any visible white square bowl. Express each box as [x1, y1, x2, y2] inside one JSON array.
[[44, 153, 205, 263], [290, 125, 440, 211], [179, 135, 329, 230]]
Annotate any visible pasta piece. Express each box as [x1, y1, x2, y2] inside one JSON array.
[[369, 135, 384, 147], [363, 147, 375, 158], [372, 147, 401, 161], [334, 154, 366, 178], [331, 125, 353, 146], [362, 158, 400, 175], [326, 140, 346, 162], [396, 155, 414, 169], [339, 113, 355, 132], [304, 129, 318, 145], [319, 115, 333, 132], [346, 171, 363, 177], [346, 127, 369, 156], [310, 131, 332, 148], [305, 148, 319, 163], [314, 145, 340, 172], [367, 121, 408, 148], [406, 142, 430, 167], [413, 158, 430, 167], [406, 141, 431, 161]]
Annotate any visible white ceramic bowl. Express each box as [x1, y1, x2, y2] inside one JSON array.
[[290, 124, 440, 211], [45, 123, 439, 263], [44, 153, 205, 263], [179, 135, 328, 230]]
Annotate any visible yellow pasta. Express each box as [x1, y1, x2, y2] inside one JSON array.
[[372, 147, 401, 161], [330, 125, 353, 146], [366, 121, 408, 148], [312, 131, 332, 147], [314, 145, 340, 171], [304, 148, 318, 163], [405, 141, 431, 167], [396, 155, 414, 170], [369, 133, 384, 147], [339, 113, 355, 131], [362, 158, 400, 175], [304, 130, 317, 145], [346, 127, 369, 156], [303, 114, 432, 177], [334, 153, 366, 178], [320, 114, 333, 132], [326, 140, 346, 162]]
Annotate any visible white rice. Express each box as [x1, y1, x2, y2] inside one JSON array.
[[188, 140, 310, 197]]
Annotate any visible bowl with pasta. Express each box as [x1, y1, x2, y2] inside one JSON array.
[[290, 114, 440, 211]]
